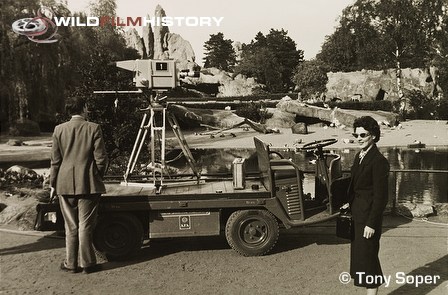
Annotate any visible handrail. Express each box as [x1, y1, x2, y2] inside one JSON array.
[[302, 169, 448, 212], [388, 169, 447, 173], [387, 169, 447, 213], [301, 169, 448, 174]]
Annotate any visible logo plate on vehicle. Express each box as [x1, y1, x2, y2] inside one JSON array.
[[179, 216, 191, 230]]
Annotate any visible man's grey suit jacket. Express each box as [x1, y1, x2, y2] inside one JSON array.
[[50, 117, 109, 196]]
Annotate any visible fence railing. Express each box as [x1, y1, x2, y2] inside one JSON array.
[[300, 168, 448, 211]]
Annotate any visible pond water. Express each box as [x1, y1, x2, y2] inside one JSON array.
[[172, 146, 447, 204], [1, 147, 446, 204]]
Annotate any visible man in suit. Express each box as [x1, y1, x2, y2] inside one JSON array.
[[50, 96, 108, 274]]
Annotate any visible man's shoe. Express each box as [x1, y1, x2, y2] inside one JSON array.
[[60, 262, 79, 273], [83, 264, 102, 274]]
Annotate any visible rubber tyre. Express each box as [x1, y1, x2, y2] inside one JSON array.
[[225, 210, 279, 256], [93, 213, 143, 261]]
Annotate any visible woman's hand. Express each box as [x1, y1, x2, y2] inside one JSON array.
[[50, 187, 56, 202], [363, 226, 375, 239]]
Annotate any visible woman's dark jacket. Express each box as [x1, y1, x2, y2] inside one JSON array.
[[348, 144, 390, 230]]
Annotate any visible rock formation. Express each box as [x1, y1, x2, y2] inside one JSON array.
[[233, 41, 243, 63], [124, 5, 262, 96], [163, 33, 196, 71], [124, 28, 146, 58], [182, 68, 263, 97], [276, 100, 399, 128], [326, 68, 440, 101], [151, 5, 170, 60], [142, 15, 154, 58], [264, 108, 296, 128], [128, 5, 197, 71]]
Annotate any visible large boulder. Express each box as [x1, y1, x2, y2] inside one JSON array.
[[6, 139, 24, 146], [6, 165, 38, 177], [265, 108, 296, 128], [397, 202, 434, 218], [291, 122, 308, 134], [218, 74, 261, 97], [182, 68, 263, 97], [1, 166, 44, 188], [169, 104, 244, 128]]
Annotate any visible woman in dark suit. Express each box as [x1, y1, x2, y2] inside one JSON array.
[[348, 116, 390, 295]]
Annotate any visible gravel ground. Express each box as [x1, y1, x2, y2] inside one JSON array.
[[1, 216, 447, 295], [0, 120, 447, 294]]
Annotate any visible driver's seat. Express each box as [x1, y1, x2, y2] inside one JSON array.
[[254, 137, 305, 221]]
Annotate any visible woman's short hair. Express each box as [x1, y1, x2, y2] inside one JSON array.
[[65, 96, 86, 116], [353, 116, 381, 142]]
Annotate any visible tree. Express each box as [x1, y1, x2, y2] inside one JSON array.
[[317, 0, 388, 72], [318, 0, 447, 73], [265, 29, 304, 90], [0, 0, 73, 130], [292, 60, 329, 98], [317, 26, 359, 72], [236, 47, 283, 92], [203, 32, 236, 71], [316, 0, 448, 117], [67, 0, 141, 159], [235, 29, 304, 92], [0, 0, 142, 158]]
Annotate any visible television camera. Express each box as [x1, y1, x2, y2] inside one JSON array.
[[115, 59, 200, 90], [95, 59, 201, 192]]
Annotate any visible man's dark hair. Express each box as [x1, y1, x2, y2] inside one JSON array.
[[65, 96, 86, 116], [353, 116, 381, 142]]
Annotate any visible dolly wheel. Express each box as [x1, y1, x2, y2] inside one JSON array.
[[225, 210, 279, 256], [93, 213, 143, 261]]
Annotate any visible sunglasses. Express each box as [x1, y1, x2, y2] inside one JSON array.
[[352, 132, 370, 138]]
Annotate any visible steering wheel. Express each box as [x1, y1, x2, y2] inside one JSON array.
[[301, 138, 337, 151]]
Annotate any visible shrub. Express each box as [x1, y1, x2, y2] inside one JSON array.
[[311, 100, 393, 112], [235, 102, 272, 123], [406, 90, 447, 120]]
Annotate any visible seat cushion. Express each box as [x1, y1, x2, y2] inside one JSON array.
[[271, 165, 297, 180]]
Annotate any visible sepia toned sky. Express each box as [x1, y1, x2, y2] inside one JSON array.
[[66, 0, 354, 64]]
